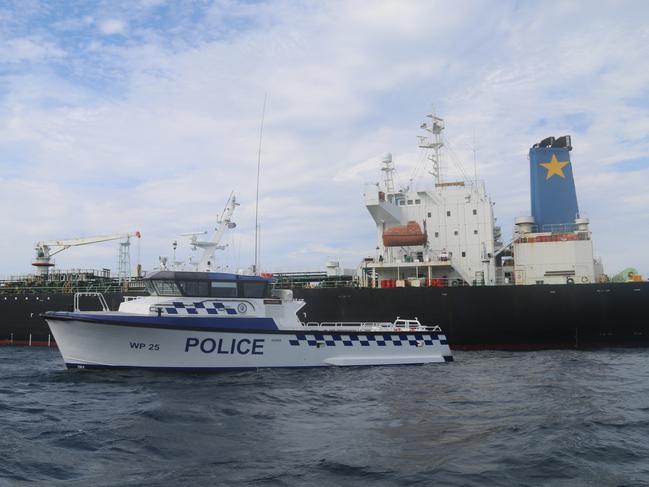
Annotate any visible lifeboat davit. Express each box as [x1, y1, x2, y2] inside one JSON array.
[[383, 221, 427, 247]]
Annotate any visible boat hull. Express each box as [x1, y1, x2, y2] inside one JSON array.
[[45, 318, 452, 370]]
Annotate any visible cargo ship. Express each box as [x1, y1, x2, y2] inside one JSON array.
[[275, 112, 649, 349], [2, 111, 647, 350]]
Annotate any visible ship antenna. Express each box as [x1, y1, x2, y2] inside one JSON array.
[[418, 105, 445, 186], [253, 93, 267, 275], [472, 127, 478, 186]]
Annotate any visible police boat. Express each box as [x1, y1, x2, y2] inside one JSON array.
[[43, 193, 452, 370], [44, 270, 453, 370]]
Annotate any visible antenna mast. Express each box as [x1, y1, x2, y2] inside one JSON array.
[[253, 93, 267, 275], [417, 108, 445, 185]]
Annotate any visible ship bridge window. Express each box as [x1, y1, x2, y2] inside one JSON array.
[[474, 230, 478, 235], [399, 200, 405, 206], [415, 199, 421, 204], [210, 281, 238, 298], [428, 212, 431, 217], [407, 199, 413, 205], [151, 280, 181, 296], [241, 281, 267, 298], [447, 211, 451, 217], [473, 209, 477, 215], [178, 280, 210, 297], [434, 232, 439, 238]]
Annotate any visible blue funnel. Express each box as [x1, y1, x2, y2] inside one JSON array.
[[529, 136, 579, 231]]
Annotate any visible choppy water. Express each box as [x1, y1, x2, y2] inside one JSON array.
[[2, 347, 649, 486]]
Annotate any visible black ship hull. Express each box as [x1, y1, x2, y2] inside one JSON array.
[[0, 293, 129, 346], [294, 282, 649, 350], [1, 282, 648, 350]]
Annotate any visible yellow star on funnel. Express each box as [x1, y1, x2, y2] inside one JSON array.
[[540, 154, 569, 180]]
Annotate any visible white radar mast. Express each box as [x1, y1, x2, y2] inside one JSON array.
[[381, 152, 395, 194], [417, 110, 445, 185], [187, 194, 239, 272]]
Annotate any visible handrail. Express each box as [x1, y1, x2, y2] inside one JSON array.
[[300, 321, 442, 332], [73, 292, 109, 312]]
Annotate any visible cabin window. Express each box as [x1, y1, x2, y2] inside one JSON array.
[[407, 200, 413, 205], [415, 199, 421, 204], [454, 230, 458, 236], [241, 281, 267, 298], [152, 280, 181, 296], [178, 280, 210, 297], [144, 281, 158, 295], [474, 230, 478, 235], [210, 281, 238, 297], [399, 200, 405, 206], [446, 211, 451, 217], [473, 209, 477, 215], [428, 212, 431, 217], [434, 232, 439, 238], [461, 251, 466, 257]]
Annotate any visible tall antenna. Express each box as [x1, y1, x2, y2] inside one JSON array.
[[253, 93, 267, 275], [472, 127, 478, 185], [417, 107, 445, 185]]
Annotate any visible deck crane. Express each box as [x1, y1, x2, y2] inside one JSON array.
[[32, 231, 141, 277]]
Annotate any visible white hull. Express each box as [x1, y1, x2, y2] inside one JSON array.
[[47, 319, 453, 370]]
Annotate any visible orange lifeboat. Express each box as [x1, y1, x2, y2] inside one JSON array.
[[382, 221, 427, 247]]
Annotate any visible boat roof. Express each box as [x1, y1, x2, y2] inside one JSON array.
[[145, 270, 269, 282]]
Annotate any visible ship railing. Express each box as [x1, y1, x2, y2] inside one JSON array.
[[376, 277, 469, 288], [73, 292, 109, 312]]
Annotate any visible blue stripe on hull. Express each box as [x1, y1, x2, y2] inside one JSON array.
[[47, 312, 278, 331]]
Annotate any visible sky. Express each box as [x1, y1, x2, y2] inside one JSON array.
[[1, 0, 649, 278]]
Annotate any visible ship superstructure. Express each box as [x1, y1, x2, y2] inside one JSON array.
[[363, 112, 500, 287], [361, 112, 605, 288]]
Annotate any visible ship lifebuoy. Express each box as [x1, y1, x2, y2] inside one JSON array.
[[567, 278, 575, 284], [581, 276, 589, 283], [451, 280, 459, 287]]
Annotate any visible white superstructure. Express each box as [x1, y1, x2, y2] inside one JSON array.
[[362, 112, 500, 287], [357, 110, 605, 288]]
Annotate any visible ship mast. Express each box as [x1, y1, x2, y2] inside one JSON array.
[[381, 152, 395, 194], [417, 110, 445, 185]]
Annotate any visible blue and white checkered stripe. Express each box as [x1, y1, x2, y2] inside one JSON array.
[[162, 301, 241, 316], [288, 333, 448, 347]]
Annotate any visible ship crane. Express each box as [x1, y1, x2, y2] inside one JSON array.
[[33, 231, 141, 277]]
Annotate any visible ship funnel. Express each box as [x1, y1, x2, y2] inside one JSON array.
[[529, 135, 579, 231]]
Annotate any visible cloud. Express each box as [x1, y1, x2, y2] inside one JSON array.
[[0, 37, 65, 63], [98, 19, 127, 36]]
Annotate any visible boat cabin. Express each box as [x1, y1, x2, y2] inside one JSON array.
[[144, 271, 270, 299]]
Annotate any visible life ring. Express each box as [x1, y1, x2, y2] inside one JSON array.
[[581, 276, 589, 283], [567, 278, 575, 284], [451, 280, 459, 287]]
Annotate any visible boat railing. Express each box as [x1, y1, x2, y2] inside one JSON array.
[[301, 321, 442, 332], [303, 321, 394, 329], [74, 292, 109, 312]]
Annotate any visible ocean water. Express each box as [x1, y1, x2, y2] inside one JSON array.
[[1, 347, 649, 487]]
